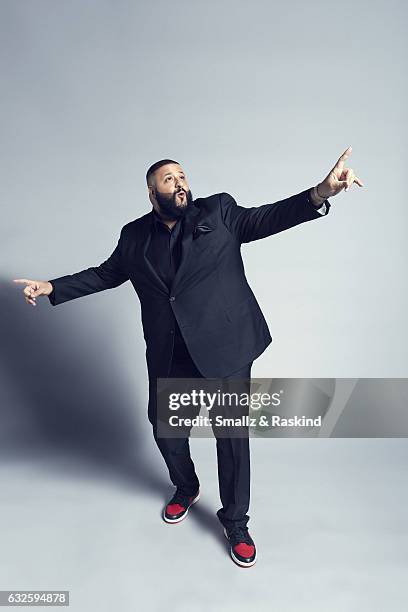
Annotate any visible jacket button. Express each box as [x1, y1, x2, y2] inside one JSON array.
[[170, 330, 174, 334], [169, 296, 176, 302]]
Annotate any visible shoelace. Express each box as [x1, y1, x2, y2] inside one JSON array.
[[226, 526, 254, 547]]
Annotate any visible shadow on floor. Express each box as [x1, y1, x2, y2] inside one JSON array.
[[1, 280, 228, 550], [0, 280, 166, 494]]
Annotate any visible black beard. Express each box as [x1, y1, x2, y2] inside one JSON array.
[[154, 188, 193, 221]]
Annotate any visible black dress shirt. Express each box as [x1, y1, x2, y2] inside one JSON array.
[[147, 210, 184, 289], [146, 210, 189, 359]]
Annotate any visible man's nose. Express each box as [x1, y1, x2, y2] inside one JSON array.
[[175, 178, 185, 189]]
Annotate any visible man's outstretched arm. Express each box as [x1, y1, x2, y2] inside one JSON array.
[[220, 146, 364, 244], [14, 228, 129, 307]]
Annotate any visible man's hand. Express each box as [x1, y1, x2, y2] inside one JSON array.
[[316, 146, 364, 199], [13, 279, 53, 306]]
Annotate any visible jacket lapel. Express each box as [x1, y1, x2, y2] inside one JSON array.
[[142, 215, 170, 295]]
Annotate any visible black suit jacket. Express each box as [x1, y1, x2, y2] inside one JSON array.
[[49, 188, 330, 378]]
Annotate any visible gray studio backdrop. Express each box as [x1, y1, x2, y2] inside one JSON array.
[[1, 2, 408, 611], [2, 0, 407, 381]]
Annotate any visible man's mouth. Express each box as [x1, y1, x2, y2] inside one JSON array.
[[176, 191, 185, 199]]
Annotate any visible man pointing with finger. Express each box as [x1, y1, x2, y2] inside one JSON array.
[[14, 146, 363, 567]]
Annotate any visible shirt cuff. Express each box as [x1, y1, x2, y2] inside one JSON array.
[[315, 202, 328, 215], [306, 189, 330, 215]]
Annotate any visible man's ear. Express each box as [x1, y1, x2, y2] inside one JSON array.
[[148, 186, 156, 205]]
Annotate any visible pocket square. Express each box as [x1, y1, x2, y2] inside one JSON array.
[[193, 224, 213, 239]]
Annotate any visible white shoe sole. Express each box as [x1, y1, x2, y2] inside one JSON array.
[[223, 527, 257, 567], [163, 491, 201, 524]]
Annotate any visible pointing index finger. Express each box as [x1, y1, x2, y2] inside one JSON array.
[[333, 145, 352, 172]]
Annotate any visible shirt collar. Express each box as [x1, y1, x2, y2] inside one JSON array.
[[152, 208, 183, 232]]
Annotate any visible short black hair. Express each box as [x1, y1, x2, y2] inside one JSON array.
[[146, 159, 180, 186]]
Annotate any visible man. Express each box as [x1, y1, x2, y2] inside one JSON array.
[[14, 146, 363, 568]]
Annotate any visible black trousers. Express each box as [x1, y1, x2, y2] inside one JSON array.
[[148, 339, 253, 530]]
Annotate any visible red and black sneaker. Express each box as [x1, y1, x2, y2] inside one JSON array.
[[163, 489, 200, 523], [224, 526, 257, 567]]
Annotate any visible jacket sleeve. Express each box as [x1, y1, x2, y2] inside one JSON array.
[[48, 228, 129, 306], [219, 188, 331, 244]]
